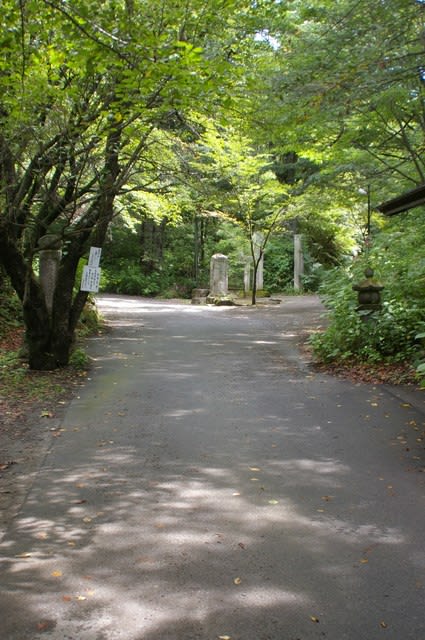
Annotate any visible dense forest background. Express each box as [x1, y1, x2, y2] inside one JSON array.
[[0, 0, 424, 371]]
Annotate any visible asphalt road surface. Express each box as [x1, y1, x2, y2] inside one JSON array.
[[1, 294, 424, 640]]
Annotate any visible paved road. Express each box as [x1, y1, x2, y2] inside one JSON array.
[[1, 295, 424, 640]]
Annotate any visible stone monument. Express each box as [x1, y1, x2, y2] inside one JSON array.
[[353, 267, 384, 319], [207, 253, 234, 305], [244, 260, 251, 296], [38, 234, 62, 316], [294, 234, 304, 291]]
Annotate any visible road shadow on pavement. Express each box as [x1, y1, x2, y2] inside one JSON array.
[[1, 295, 424, 640]]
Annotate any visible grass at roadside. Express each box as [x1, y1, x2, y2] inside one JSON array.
[[0, 327, 89, 433], [0, 295, 100, 442]]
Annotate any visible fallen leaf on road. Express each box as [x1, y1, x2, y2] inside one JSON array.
[[40, 410, 53, 418], [36, 620, 55, 632], [135, 556, 155, 564], [35, 532, 48, 540], [0, 461, 16, 471], [310, 616, 320, 623], [380, 621, 388, 628], [238, 542, 246, 550], [51, 570, 62, 577], [233, 577, 242, 585]]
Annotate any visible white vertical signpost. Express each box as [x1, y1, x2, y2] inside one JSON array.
[[80, 247, 102, 292]]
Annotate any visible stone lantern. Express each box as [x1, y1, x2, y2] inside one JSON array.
[[352, 267, 384, 317]]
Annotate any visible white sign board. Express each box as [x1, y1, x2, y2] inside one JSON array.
[[81, 266, 101, 292], [88, 246, 102, 268]]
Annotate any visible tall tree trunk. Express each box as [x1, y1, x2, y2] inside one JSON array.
[[0, 126, 121, 370]]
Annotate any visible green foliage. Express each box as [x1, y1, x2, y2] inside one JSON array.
[[259, 0, 425, 190], [301, 259, 327, 293], [309, 267, 362, 362], [0, 350, 27, 385], [263, 234, 333, 294], [0, 347, 66, 398], [101, 264, 166, 297], [311, 212, 425, 366], [1, 0, 271, 368], [0, 284, 22, 333], [1, 0, 424, 370], [77, 300, 102, 338], [263, 236, 294, 292], [102, 226, 143, 267], [69, 348, 90, 370]]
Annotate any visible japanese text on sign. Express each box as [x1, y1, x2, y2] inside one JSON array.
[[88, 247, 102, 268], [81, 266, 101, 292]]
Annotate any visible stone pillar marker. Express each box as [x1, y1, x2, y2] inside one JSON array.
[[294, 234, 304, 291], [209, 253, 228, 296], [244, 260, 251, 296], [207, 253, 234, 305], [38, 234, 62, 316]]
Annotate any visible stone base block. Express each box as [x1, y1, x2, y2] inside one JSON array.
[[206, 295, 235, 306], [191, 288, 209, 305], [192, 288, 209, 297]]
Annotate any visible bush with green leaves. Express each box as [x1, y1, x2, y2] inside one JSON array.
[[101, 264, 166, 297], [263, 237, 294, 293], [310, 217, 425, 367]]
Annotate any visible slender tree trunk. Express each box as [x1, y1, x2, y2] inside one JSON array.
[[250, 239, 263, 306], [251, 262, 258, 306]]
